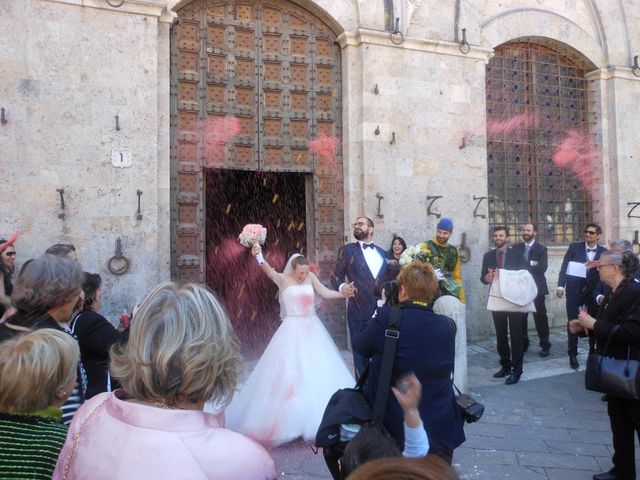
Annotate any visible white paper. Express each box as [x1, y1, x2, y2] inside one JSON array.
[[566, 261, 587, 278], [530, 260, 538, 266]]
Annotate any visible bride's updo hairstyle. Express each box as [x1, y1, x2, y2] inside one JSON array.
[[110, 282, 242, 407], [291, 255, 309, 269], [397, 261, 438, 301]]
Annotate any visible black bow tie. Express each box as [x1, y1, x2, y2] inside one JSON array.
[[587, 248, 596, 253], [363, 243, 374, 249]]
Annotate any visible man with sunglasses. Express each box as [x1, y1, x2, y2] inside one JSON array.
[[556, 223, 607, 369]]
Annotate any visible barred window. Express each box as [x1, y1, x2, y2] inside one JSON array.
[[486, 39, 598, 245]]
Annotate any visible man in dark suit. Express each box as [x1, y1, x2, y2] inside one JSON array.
[[513, 223, 551, 357], [556, 222, 607, 369], [481, 226, 528, 385], [332, 216, 391, 377]]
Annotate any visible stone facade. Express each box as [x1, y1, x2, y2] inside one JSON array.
[[2, 0, 639, 338]]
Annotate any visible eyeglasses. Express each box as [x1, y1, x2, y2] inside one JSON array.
[[4, 252, 16, 257], [597, 263, 617, 270], [584, 230, 598, 235]]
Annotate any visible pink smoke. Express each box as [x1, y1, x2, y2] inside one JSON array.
[[309, 135, 339, 166], [205, 117, 241, 163], [552, 129, 600, 195], [486, 113, 539, 137]]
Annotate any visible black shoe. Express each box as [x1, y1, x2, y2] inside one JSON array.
[[505, 373, 521, 385], [592, 470, 617, 480], [523, 342, 529, 353], [601, 394, 608, 402], [540, 347, 550, 358], [493, 367, 511, 378], [569, 355, 579, 370]]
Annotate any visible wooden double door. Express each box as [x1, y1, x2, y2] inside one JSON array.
[[170, 0, 346, 352]]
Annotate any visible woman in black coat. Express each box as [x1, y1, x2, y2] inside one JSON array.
[[570, 250, 640, 480], [71, 273, 128, 399], [352, 260, 465, 464]]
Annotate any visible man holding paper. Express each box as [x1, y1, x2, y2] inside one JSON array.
[[556, 223, 607, 369]]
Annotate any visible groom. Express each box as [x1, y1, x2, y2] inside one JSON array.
[[332, 216, 391, 377]]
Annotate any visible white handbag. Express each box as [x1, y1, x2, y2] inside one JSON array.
[[486, 269, 538, 313]]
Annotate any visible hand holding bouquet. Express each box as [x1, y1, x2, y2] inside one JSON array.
[[238, 224, 267, 248]]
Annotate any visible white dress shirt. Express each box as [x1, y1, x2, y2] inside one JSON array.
[[359, 241, 384, 278]]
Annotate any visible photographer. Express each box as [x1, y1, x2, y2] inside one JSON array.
[[352, 261, 465, 463]]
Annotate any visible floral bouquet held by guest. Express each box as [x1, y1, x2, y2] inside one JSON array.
[[399, 243, 462, 298], [238, 224, 267, 248]]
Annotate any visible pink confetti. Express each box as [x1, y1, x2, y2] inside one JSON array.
[[0, 230, 19, 251], [309, 135, 339, 165], [299, 293, 314, 313]]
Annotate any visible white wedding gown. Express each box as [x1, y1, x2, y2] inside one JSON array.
[[225, 282, 355, 446]]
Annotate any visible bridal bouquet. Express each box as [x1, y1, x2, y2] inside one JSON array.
[[399, 243, 434, 266], [238, 224, 267, 247]]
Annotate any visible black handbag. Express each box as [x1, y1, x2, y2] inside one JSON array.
[[315, 307, 402, 480], [585, 325, 640, 400], [453, 382, 485, 423]]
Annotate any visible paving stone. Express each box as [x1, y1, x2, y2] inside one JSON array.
[[454, 447, 518, 466], [464, 435, 549, 453], [517, 451, 600, 469], [545, 467, 601, 480], [458, 464, 547, 479], [545, 439, 612, 456]]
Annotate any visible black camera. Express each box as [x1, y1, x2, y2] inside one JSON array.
[[375, 280, 399, 307]]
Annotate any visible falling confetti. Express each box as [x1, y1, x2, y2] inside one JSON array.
[[552, 129, 600, 195], [309, 134, 339, 165], [204, 116, 241, 163]]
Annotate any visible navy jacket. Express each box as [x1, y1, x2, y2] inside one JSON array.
[[331, 242, 391, 328], [512, 241, 549, 296], [352, 302, 465, 452], [557, 242, 607, 301]]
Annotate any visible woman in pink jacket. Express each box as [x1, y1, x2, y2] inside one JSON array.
[[54, 283, 276, 480]]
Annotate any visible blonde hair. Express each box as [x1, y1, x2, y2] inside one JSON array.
[[0, 329, 79, 413], [110, 282, 241, 407], [397, 261, 438, 301], [12, 254, 83, 313]]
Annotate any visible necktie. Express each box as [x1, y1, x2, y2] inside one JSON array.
[[524, 244, 531, 261], [497, 250, 504, 268], [363, 243, 374, 249]]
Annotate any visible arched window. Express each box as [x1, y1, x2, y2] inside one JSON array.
[[485, 39, 597, 244]]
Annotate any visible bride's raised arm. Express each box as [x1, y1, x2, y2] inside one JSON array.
[[251, 244, 285, 287], [310, 272, 352, 300]]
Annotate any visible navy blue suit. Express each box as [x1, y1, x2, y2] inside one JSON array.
[[513, 241, 551, 350], [352, 302, 465, 458], [481, 247, 528, 375], [332, 242, 391, 376], [557, 242, 607, 355]]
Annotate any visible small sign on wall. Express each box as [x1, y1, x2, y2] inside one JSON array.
[[111, 149, 132, 168]]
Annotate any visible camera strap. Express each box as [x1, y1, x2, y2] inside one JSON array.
[[371, 306, 401, 427]]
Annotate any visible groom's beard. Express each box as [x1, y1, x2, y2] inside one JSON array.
[[353, 229, 367, 241]]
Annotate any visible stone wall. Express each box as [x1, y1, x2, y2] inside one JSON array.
[[0, 0, 172, 320]]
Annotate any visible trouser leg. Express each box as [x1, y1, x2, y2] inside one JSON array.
[[492, 312, 511, 368], [565, 294, 580, 356], [533, 295, 550, 349], [508, 313, 525, 375], [607, 396, 638, 479]]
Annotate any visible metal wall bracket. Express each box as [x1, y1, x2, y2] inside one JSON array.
[[375, 192, 384, 218], [627, 202, 640, 218], [1, 107, 7, 125], [56, 188, 66, 219], [108, 237, 130, 275], [473, 195, 487, 218], [136, 190, 143, 220], [426, 195, 443, 218]]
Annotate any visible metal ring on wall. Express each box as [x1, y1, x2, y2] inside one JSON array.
[[106, 0, 125, 7], [108, 255, 130, 275]]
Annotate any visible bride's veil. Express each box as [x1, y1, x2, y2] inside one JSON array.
[[279, 253, 302, 320]]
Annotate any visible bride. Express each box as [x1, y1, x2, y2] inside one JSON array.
[[225, 243, 355, 446]]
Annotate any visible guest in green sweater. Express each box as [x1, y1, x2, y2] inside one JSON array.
[[0, 328, 80, 479]]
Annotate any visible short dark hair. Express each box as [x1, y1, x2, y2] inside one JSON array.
[[492, 225, 508, 235], [585, 223, 602, 235], [341, 424, 401, 478], [82, 272, 102, 311], [357, 216, 374, 228], [45, 243, 76, 257]]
